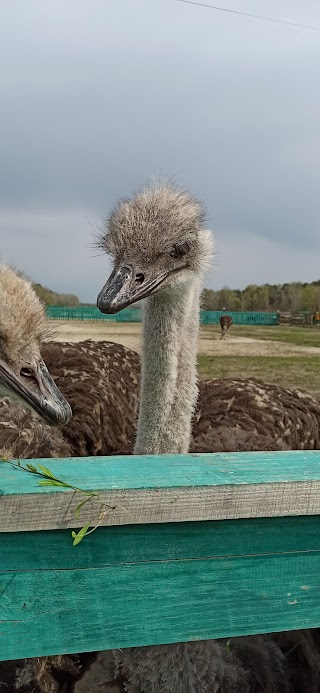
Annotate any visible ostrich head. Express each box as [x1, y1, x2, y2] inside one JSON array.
[[0, 265, 72, 425], [97, 183, 213, 312]]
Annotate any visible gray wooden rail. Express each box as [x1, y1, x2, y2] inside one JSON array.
[[1, 451, 320, 662]]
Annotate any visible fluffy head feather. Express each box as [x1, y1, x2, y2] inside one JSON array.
[[0, 265, 50, 367], [99, 182, 214, 281]]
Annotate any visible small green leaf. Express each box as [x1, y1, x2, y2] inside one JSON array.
[[37, 465, 58, 479], [75, 497, 91, 517], [26, 464, 38, 473], [72, 523, 91, 546], [37, 479, 68, 487], [71, 531, 77, 539]]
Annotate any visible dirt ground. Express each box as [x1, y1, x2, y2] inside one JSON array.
[[50, 320, 320, 358]]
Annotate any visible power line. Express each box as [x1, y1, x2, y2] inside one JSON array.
[[177, 0, 320, 33]]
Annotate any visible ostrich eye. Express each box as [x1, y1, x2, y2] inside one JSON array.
[[169, 242, 190, 259]]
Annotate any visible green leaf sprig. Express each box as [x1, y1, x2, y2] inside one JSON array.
[[1, 458, 113, 545]]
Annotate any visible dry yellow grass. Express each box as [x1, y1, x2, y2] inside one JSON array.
[[50, 320, 320, 358]]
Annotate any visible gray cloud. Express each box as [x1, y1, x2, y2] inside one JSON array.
[[0, 0, 320, 301]]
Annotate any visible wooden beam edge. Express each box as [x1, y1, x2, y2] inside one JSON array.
[[1, 479, 320, 532]]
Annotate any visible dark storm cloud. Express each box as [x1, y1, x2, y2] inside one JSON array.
[[0, 0, 320, 300]]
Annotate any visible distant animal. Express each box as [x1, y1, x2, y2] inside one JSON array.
[[219, 313, 233, 339]]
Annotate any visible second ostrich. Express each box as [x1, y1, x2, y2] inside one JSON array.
[[93, 182, 320, 692]]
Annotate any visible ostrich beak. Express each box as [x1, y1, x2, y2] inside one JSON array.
[[0, 357, 72, 426], [97, 264, 184, 313]]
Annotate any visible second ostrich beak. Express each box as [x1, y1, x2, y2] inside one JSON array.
[[97, 264, 183, 314]]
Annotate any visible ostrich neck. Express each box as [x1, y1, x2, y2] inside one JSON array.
[[134, 277, 201, 455]]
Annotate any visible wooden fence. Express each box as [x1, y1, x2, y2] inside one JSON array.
[[278, 312, 313, 327], [1, 450, 320, 662]]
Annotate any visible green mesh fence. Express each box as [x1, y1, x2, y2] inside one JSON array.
[[200, 311, 279, 326], [46, 306, 279, 326], [46, 306, 142, 322]]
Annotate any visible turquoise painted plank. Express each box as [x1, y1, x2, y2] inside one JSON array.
[[1, 516, 320, 660], [1, 549, 319, 660], [1, 516, 320, 571], [1, 450, 320, 497]]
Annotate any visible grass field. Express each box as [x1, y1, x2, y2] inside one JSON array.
[[220, 324, 320, 347], [197, 355, 320, 396], [51, 320, 320, 398]]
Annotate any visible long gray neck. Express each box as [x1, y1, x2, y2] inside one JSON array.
[[134, 277, 201, 455]]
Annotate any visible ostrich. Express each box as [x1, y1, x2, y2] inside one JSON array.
[[91, 182, 320, 692], [0, 264, 72, 427], [0, 264, 71, 468], [0, 265, 73, 459], [219, 313, 233, 340]]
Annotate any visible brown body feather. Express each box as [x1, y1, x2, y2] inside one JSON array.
[[41, 340, 140, 456], [193, 377, 320, 451], [36, 343, 320, 456], [0, 398, 71, 460]]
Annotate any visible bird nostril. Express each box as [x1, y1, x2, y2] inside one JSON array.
[[135, 273, 144, 285], [20, 367, 34, 378]]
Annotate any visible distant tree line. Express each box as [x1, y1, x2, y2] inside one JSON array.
[[31, 278, 320, 313], [33, 283, 80, 307], [202, 281, 320, 314]]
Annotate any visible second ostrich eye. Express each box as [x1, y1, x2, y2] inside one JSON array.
[[169, 242, 190, 259]]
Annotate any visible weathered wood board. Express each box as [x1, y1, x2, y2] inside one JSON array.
[[1, 450, 320, 531]]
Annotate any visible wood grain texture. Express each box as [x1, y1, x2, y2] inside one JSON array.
[[1, 515, 320, 661], [1, 451, 320, 531]]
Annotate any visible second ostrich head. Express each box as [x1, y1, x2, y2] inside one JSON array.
[[97, 183, 214, 455], [97, 183, 213, 312], [0, 265, 72, 425]]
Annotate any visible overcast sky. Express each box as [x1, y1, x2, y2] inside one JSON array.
[[1, 0, 320, 301]]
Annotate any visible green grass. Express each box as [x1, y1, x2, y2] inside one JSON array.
[[201, 324, 320, 347], [198, 355, 320, 398]]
